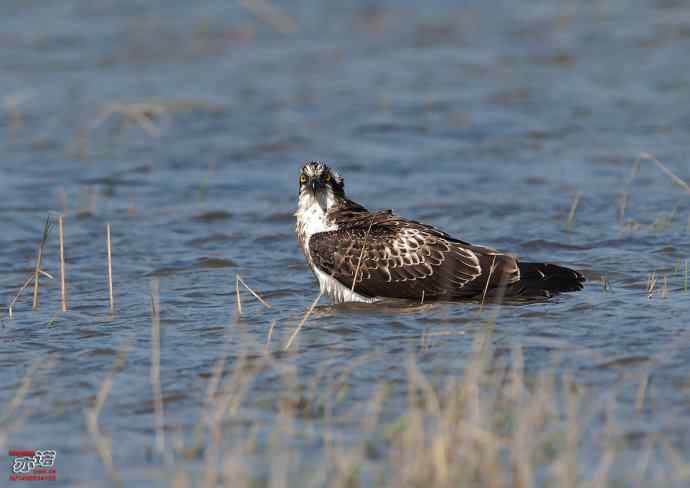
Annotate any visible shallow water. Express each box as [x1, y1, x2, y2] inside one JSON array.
[[2, 0, 690, 486]]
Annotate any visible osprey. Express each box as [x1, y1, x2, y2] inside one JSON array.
[[295, 161, 585, 304]]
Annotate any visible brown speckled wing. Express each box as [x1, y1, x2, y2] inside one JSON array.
[[308, 213, 484, 300]]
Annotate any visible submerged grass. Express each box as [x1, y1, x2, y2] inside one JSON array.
[[31, 216, 52, 310], [3, 277, 689, 484], [35, 320, 682, 488], [620, 153, 690, 234], [2, 151, 689, 486]]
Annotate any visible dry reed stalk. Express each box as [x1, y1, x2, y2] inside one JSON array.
[[510, 347, 536, 488], [220, 453, 251, 488], [647, 272, 657, 299], [591, 429, 617, 488], [419, 329, 429, 352], [32, 217, 51, 310], [619, 157, 641, 223], [239, 0, 298, 34], [75, 127, 89, 161], [422, 330, 466, 339], [8, 273, 36, 319], [0, 355, 57, 455], [478, 271, 510, 367], [479, 254, 498, 312], [172, 470, 191, 488], [618, 193, 629, 225], [631, 435, 656, 484], [510, 344, 525, 401], [127, 192, 137, 216], [626, 156, 642, 186], [264, 320, 276, 352], [636, 372, 650, 413], [0, 358, 43, 426], [89, 186, 98, 215], [106, 224, 114, 312], [564, 192, 581, 232], [85, 348, 127, 487], [296, 359, 336, 424], [235, 274, 272, 314], [235, 275, 242, 316], [330, 355, 375, 407], [201, 358, 226, 488], [284, 292, 322, 351], [660, 439, 690, 481], [58, 215, 67, 312], [600, 275, 610, 292], [150, 278, 166, 458], [58, 189, 69, 216], [460, 334, 489, 423], [557, 373, 580, 487], [351, 217, 375, 292], [92, 103, 164, 137], [640, 152, 690, 196], [203, 355, 263, 488], [3, 92, 31, 133], [205, 358, 226, 408], [177, 358, 227, 462]]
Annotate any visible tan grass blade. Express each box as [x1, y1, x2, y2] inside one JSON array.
[[85, 347, 128, 486], [640, 152, 690, 196], [32, 216, 51, 310], [58, 215, 68, 312], [239, 0, 298, 34], [564, 192, 581, 232], [236, 274, 272, 312], [284, 292, 322, 351], [479, 254, 498, 312], [106, 224, 114, 312], [351, 217, 375, 292], [150, 279, 166, 458]]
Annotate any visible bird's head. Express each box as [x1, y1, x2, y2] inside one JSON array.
[[298, 161, 345, 205]]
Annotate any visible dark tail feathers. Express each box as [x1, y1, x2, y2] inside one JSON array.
[[514, 262, 585, 297]]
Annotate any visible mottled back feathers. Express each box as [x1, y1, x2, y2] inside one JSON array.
[[308, 201, 521, 300]]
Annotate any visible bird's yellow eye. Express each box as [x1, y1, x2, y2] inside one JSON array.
[[324, 173, 331, 182], [300, 174, 307, 184]]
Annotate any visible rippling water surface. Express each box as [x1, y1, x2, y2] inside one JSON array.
[[2, 0, 690, 486]]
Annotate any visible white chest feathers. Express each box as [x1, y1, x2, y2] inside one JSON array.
[[313, 267, 377, 304], [295, 191, 338, 251], [295, 191, 376, 304]]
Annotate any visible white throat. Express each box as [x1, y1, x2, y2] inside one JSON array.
[[295, 189, 338, 246]]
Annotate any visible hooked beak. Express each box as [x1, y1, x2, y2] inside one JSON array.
[[309, 178, 325, 194]]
